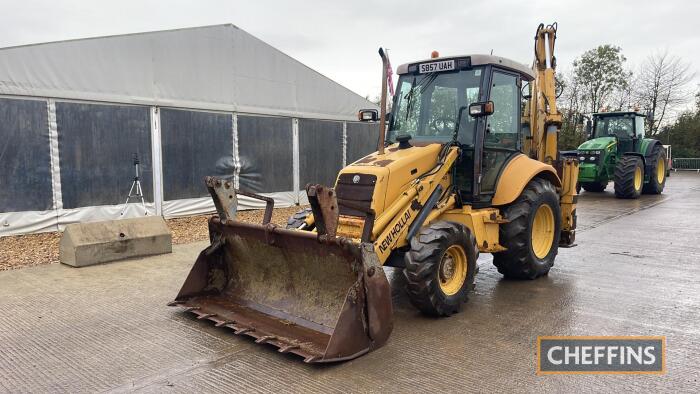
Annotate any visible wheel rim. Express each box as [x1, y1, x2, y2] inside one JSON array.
[[634, 166, 642, 191], [531, 204, 555, 259], [656, 158, 665, 184], [438, 245, 468, 296]]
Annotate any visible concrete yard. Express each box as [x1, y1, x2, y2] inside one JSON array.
[[1, 173, 699, 393]]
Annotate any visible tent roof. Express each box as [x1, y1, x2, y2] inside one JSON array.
[[0, 24, 375, 120]]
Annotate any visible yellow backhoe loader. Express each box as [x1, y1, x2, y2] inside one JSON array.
[[170, 22, 578, 363]]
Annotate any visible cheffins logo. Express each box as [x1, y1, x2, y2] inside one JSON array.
[[537, 336, 666, 375]]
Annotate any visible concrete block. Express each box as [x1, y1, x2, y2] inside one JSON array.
[[60, 216, 172, 267]]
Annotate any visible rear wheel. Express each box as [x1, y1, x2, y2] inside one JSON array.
[[404, 221, 478, 316], [642, 145, 666, 194], [492, 178, 561, 279], [581, 181, 607, 192], [285, 208, 314, 230], [614, 155, 644, 199]]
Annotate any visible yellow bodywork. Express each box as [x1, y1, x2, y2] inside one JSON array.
[[326, 142, 568, 264], [302, 23, 578, 268], [491, 154, 560, 206]]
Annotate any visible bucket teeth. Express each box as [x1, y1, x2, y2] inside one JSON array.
[[254, 335, 276, 344], [183, 306, 200, 312], [197, 313, 216, 320], [234, 327, 254, 335], [304, 355, 320, 363], [215, 320, 235, 327], [278, 344, 300, 353], [167, 301, 185, 307]]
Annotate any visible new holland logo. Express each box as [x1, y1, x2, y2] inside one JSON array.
[[352, 175, 360, 184], [378, 210, 412, 253]]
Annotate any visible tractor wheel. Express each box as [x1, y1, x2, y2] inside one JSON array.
[[614, 156, 644, 199], [642, 145, 667, 194], [285, 207, 314, 230], [404, 221, 478, 316], [492, 178, 561, 279], [581, 181, 607, 192]]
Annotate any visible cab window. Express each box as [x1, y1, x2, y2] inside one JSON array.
[[481, 71, 520, 194]]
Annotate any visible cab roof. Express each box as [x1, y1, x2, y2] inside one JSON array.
[[593, 111, 647, 117], [396, 54, 535, 80]]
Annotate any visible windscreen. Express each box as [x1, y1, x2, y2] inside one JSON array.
[[593, 115, 634, 139], [388, 67, 483, 145]]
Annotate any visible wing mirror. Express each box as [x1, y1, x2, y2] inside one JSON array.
[[358, 109, 378, 122], [585, 120, 592, 138], [468, 101, 494, 117]]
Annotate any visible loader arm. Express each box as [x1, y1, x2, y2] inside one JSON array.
[[372, 146, 459, 263]]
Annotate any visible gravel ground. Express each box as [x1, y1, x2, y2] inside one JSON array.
[[0, 205, 305, 271]]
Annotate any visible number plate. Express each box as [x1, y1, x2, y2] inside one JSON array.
[[419, 60, 455, 74]]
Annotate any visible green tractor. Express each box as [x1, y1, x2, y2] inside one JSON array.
[[575, 111, 667, 199]]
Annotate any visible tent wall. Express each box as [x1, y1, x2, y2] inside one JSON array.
[[56, 102, 153, 208], [347, 122, 379, 165], [237, 115, 294, 193], [0, 97, 53, 212], [160, 108, 234, 200], [298, 119, 344, 187], [0, 95, 379, 235]]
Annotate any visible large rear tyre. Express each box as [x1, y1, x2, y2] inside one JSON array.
[[614, 155, 644, 199], [285, 208, 314, 230], [581, 181, 607, 192], [642, 145, 666, 194], [492, 178, 561, 279], [404, 221, 478, 316]]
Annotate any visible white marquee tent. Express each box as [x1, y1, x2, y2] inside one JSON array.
[[0, 24, 379, 235]]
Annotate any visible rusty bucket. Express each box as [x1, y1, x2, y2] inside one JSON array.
[[169, 178, 392, 363]]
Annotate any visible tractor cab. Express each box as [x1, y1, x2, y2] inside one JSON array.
[[585, 111, 646, 153]]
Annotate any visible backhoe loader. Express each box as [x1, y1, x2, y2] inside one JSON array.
[[170, 22, 578, 363]]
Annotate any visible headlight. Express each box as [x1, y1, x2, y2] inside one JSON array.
[[589, 156, 596, 161], [594, 150, 601, 154], [579, 156, 585, 161]]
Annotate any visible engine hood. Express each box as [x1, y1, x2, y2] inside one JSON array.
[[337, 142, 443, 215], [578, 137, 616, 151]]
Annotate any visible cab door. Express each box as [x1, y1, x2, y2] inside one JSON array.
[[479, 70, 521, 198]]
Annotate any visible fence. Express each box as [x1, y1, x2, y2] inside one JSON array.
[[672, 158, 700, 172], [0, 96, 379, 236]]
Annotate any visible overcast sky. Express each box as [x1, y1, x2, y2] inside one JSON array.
[[1, 0, 698, 103]]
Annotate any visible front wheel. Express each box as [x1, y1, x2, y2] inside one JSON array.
[[614, 155, 644, 199], [492, 178, 561, 279], [403, 221, 478, 316]]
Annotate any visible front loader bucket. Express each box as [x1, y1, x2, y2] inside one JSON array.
[[169, 179, 392, 363]]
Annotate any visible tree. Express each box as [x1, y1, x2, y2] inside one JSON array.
[[656, 89, 700, 157], [558, 70, 588, 150], [573, 45, 630, 114], [636, 51, 695, 136], [609, 71, 637, 111]]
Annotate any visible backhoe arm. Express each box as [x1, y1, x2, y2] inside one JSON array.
[[530, 22, 578, 246], [530, 23, 562, 165]]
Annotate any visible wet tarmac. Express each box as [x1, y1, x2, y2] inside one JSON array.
[[1, 172, 699, 392]]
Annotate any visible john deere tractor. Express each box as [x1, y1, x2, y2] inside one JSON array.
[[576, 111, 666, 198]]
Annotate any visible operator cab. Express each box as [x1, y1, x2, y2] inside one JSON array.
[[389, 54, 535, 205]]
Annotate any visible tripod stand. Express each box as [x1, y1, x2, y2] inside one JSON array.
[[120, 153, 148, 216]]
